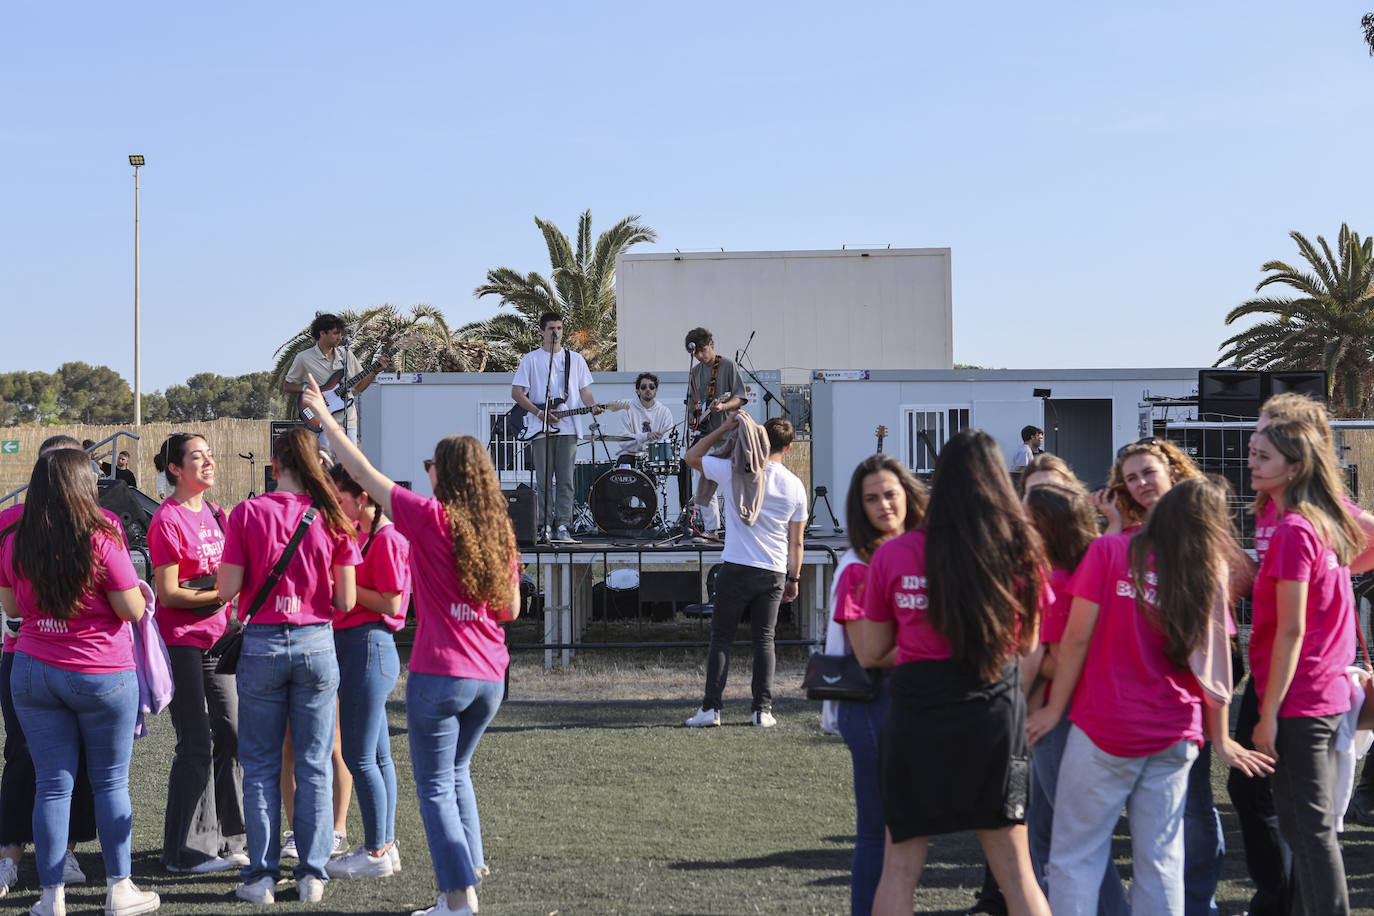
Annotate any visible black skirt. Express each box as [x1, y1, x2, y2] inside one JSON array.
[[878, 658, 1028, 841]]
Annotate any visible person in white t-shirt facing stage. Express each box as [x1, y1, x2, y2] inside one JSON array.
[[1010, 425, 1044, 473], [684, 415, 808, 728], [616, 372, 675, 465], [510, 312, 601, 542]]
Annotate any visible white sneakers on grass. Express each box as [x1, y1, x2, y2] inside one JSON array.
[[105, 876, 160, 915], [752, 710, 777, 728], [297, 874, 324, 903], [0, 855, 16, 896], [326, 845, 394, 879], [411, 893, 474, 916], [685, 707, 720, 727], [61, 851, 85, 884], [281, 830, 346, 860], [29, 885, 63, 916], [235, 876, 276, 905]]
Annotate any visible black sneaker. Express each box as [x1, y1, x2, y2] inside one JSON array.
[[965, 888, 1009, 916]]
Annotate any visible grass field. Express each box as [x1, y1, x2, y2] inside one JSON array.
[[2, 650, 1374, 914]]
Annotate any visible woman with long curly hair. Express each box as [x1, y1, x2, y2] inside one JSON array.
[[302, 375, 519, 916], [853, 429, 1049, 916], [0, 448, 161, 916], [217, 429, 359, 906], [1093, 437, 1202, 535]]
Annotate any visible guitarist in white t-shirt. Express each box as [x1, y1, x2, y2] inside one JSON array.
[[510, 312, 602, 542]]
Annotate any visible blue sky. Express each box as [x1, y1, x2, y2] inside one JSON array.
[[4, 1, 1373, 392]]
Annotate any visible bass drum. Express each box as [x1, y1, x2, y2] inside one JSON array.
[[590, 468, 658, 532]]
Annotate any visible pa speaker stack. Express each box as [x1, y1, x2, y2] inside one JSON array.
[[1197, 369, 1328, 421]]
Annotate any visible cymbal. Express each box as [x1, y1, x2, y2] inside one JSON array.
[[580, 434, 634, 442]]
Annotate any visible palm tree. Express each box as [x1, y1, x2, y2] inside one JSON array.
[[1364, 13, 1374, 55], [1216, 223, 1374, 415], [471, 210, 657, 372]]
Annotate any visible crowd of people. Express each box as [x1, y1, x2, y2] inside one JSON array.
[[826, 392, 1369, 916]]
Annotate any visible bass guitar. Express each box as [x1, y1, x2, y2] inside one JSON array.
[[517, 399, 630, 441], [297, 331, 421, 432]]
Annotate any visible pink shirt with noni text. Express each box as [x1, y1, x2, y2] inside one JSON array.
[[334, 524, 411, 632], [390, 485, 512, 681], [221, 492, 360, 626], [147, 497, 233, 648], [1066, 535, 1204, 757]]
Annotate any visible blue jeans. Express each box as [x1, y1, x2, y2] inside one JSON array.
[[1049, 725, 1197, 916], [10, 653, 137, 888], [834, 676, 890, 916], [407, 673, 503, 892], [335, 624, 399, 851], [1183, 742, 1223, 916], [1028, 716, 1129, 915], [237, 623, 339, 882]]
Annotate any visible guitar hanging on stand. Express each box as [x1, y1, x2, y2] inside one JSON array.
[[296, 331, 422, 432], [875, 424, 887, 454]]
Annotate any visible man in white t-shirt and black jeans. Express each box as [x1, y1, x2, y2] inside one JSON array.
[[684, 415, 807, 728]]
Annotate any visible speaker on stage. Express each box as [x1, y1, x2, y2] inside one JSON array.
[[1266, 370, 1328, 403], [504, 485, 537, 546], [1198, 370, 1263, 420]]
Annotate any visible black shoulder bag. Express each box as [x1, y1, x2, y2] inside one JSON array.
[[208, 507, 319, 675]]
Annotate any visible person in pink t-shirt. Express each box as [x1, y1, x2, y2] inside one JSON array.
[[1027, 477, 1272, 916], [852, 430, 1049, 916], [217, 428, 359, 906], [1246, 416, 1365, 916], [324, 463, 411, 881], [302, 374, 519, 916], [147, 433, 246, 875], [0, 448, 161, 916]]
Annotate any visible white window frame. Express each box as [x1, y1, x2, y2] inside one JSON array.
[[900, 404, 971, 473], [480, 401, 530, 485]]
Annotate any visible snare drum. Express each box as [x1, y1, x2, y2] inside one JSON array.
[[589, 468, 658, 531], [646, 440, 681, 477]]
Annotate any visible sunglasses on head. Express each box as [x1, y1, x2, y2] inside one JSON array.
[[1116, 436, 1160, 459]]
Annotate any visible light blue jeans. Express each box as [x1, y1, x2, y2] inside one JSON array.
[[10, 653, 137, 888], [335, 624, 399, 851], [1183, 742, 1224, 916], [407, 672, 503, 892], [1028, 715, 1130, 915], [237, 623, 339, 883], [834, 677, 889, 916], [1049, 725, 1197, 916]]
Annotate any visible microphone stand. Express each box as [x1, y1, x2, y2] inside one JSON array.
[[539, 330, 559, 543], [337, 335, 354, 444], [735, 331, 788, 419]]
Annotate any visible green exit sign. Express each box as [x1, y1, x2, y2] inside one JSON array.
[[0, 441, 17, 455]]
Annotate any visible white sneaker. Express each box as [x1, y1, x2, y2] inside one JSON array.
[[386, 842, 401, 874], [752, 709, 777, 727], [224, 852, 251, 867], [331, 832, 348, 856], [29, 885, 64, 916], [0, 855, 16, 896], [235, 876, 276, 904], [325, 845, 393, 879], [166, 855, 237, 875], [104, 876, 160, 916], [60, 851, 85, 885], [280, 831, 297, 859], [685, 707, 721, 727], [411, 893, 473, 916], [297, 875, 324, 903], [466, 885, 480, 913], [555, 525, 576, 542]]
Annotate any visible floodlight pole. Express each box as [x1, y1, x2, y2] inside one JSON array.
[[130, 155, 143, 426]]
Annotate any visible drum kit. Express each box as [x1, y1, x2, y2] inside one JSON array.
[[570, 427, 685, 536]]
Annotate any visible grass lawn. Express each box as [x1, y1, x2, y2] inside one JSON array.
[[3, 657, 1374, 914]]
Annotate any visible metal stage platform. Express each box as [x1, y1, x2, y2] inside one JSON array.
[[519, 536, 846, 668]]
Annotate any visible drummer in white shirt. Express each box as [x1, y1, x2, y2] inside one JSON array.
[[617, 373, 676, 465]]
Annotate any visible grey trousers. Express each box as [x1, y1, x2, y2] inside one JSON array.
[[530, 434, 577, 529], [161, 645, 246, 868], [1271, 713, 1348, 916]]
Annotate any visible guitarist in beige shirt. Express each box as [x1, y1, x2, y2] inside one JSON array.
[[283, 313, 389, 449]]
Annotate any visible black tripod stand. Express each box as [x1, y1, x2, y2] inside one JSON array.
[[807, 485, 841, 535]]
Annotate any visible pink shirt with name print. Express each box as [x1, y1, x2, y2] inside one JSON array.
[[147, 497, 233, 648], [1066, 535, 1204, 758], [390, 484, 512, 681], [0, 525, 138, 673], [862, 528, 953, 664], [221, 492, 360, 626], [1250, 509, 1354, 719], [334, 524, 411, 632]]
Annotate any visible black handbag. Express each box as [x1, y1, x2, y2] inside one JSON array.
[[800, 651, 880, 702], [208, 507, 318, 675]]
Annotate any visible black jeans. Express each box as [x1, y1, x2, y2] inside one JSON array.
[[1226, 679, 1293, 916], [161, 645, 245, 868], [701, 563, 784, 713], [1271, 713, 1347, 916], [0, 650, 96, 847]]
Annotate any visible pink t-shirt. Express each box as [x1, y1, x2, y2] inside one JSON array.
[[862, 528, 952, 665], [1249, 510, 1355, 718], [0, 525, 138, 673], [334, 524, 411, 632], [1066, 535, 1205, 757], [1254, 496, 1361, 565], [1038, 567, 1074, 645], [147, 497, 233, 648], [390, 485, 511, 681], [831, 561, 870, 625], [221, 493, 360, 627]]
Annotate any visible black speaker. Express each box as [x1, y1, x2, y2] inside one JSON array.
[[97, 479, 154, 547], [1266, 370, 1328, 403], [504, 485, 537, 545], [1198, 370, 1263, 419]]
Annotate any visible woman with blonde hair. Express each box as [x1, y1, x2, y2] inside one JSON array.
[[1094, 437, 1202, 534], [303, 375, 519, 916], [1019, 452, 1081, 495]]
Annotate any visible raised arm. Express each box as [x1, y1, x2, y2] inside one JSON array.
[[302, 373, 396, 516]]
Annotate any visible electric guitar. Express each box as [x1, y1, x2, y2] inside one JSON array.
[[297, 331, 422, 432], [517, 399, 631, 441], [875, 425, 887, 454]]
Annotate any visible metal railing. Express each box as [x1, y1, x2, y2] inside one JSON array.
[[0, 430, 141, 507]]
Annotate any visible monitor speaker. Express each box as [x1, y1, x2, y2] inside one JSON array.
[[504, 485, 537, 545]]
